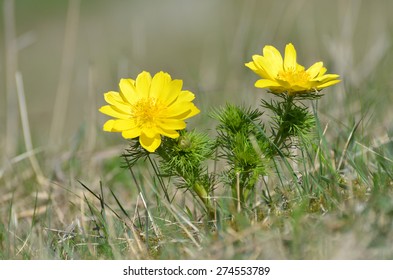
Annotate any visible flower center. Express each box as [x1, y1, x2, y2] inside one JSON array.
[[132, 98, 164, 128], [277, 68, 310, 86]]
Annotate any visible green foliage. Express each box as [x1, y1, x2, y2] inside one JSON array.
[[158, 130, 215, 188], [120, 99, 319, 214], [211, 104, 271, 206], [262, 97, 316, 152], [157, 130, 216, 215], [210, 103, 263, 136]]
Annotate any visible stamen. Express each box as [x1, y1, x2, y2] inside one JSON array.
[[277, 68, 310, 86], [132, 98, 164, 128]]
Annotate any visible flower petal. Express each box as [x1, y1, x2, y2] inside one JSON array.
[[111, 119, 136, 131], [103, 119, 116, 131], [156, 127, 180, 139], [184, 104, 200, 119], [318, 67, 327, 76], [246, 60, 273, 80], [296, 63, 305, 72], [316, 79, 341, 89], [263, 45, 284, 74], [139, 133, 161, 152], [306, 62, 324, 78], [122, 127, 142, 139], [313, 74, 340, 82], [251, 55, 278, 79], [255, 79, 282, 89], [162, 79, 183, 105], [99, 105, 130, 119], [135, 71, 152, 98], [164, 101, 200, 119], [176, 90, 195, 103], [119, 78, 139, 104], [245, 61, 258, 72], [150, 71, 171, 100], [104, 91, 130, 113], [284, 43, 297, 71], [157, 119, 186, 130], [141, 127, 159, 138], [174, 105, 201, 120], [103, 91, 122, 102]]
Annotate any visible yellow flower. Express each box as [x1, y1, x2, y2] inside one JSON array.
[[245, 43, 340, 95], [99, 71, 200, 152]]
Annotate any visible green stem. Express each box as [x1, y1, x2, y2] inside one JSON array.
[[272, 95, 294, 150], [156, 147, 214, 218], [273, 127, 285, 149], [193, 182, 215, 219]]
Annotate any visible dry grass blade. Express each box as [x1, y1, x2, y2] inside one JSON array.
[[163, 202, 202, 250], [137, 191, 161, 237], [355, 141, 393, 164], [15, 71, 46, 184], [15, 232, 31, 256], [236, 172, 241, 213], [49, 0, 80, 148]]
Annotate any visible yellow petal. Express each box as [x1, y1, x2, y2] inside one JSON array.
[[263, 45, 284, 74], [313, 74, 340, 82], [136, 71, 152, 98], [284, 43, 297, 71], [245, 60, 264, 78], [290, 84, 309, 92], [157, 119, 186, 130], [139, 133, 161, 152], [112, 119, 136, 131], [245, 61, 258, 71], [104, 91, 130, 113], [296, 63, 305, 72], [156, 127, 180, 139], [176, 90, 195, 103], [119, 78, 139, 104], [150, 71, 171, 99], [103, 91, 123, 103], [163, 79, 183, 105], [255, 79, 282, 89], [122, 127, 142, 139], [142, 127, 159, 138], [186, 104, 200, 118], [175, 105, 201, 120], [164, 101, 199, 119], [316, 79, 341, 89], [306, 62, 324, 78], [103, 119, 115, 131], [263, 45, 283, 63], [318, 67, 327, 76], [99, 105, 130, 119], [252, 55, 278, 79]]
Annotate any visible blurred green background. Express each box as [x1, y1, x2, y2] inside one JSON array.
[[1, 0, 393, 156]]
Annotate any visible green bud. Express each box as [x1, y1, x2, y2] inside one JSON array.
[[178, 136, 192, 150]]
